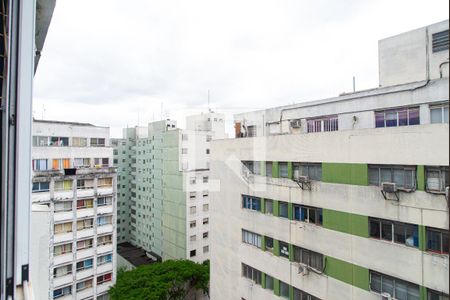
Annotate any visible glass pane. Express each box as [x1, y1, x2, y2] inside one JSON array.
[[265, 200, 273, 214], [398, 110, 408, 126], [317, 209, 323, 225], [443, 233, 449, 253], [431, 107, 443, 123], [369, 219, 380, 238], [427, 230, 441, 252], [385, 111, 398, 127], [265, 275, 274, 290], [404, 169, 415, 189], [405, 224, 418, 247], [426, 170, 441, 191], [381, 221, 393, 241], [266, 162, 273, 177], [280, 281, 290, 298], [370, 272, 382, 292], [280, 163, 288, 178], [294, 206, 301, 220], [394, 223, 405, 244], [380, 168, 392, 183], [309, 208, 316, 223], [369, 168, 379, 185], [393, 169, 405, 188], [375, 112, 385, 128], [394, 280, 407, 300], [406, 284, 420, 300], [382, 276, 394, 296], [280, 203, 288, 218], [408, 108, 420, 125], [444, 107, 449, 123]]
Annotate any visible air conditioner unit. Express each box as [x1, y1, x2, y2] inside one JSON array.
[[382, 182, 397, 193], [381, 292, 392, 300], [297, 176, 310, 183], [290, 119, 301, 128], [298, 263, 310, 276]]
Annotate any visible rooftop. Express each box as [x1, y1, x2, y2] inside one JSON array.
[[117, 242, 157, 267], [33, 119, 108, 128]]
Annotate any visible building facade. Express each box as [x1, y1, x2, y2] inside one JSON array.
[[30, 120, 117, 300], [210, 21, 449, 300], [113, 113, 225, 263]]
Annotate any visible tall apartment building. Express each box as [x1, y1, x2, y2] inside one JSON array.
[[0, 1, 56, 298], [210, 21, 449, 300], [113, 113, 225, 264], [30, 120, 117, 300]]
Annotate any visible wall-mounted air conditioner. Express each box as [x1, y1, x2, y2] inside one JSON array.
[[290, 119, 301, 128], [298, 263, 310, 276], [381, 292, 392, 300], [382, 182, 397, 193]]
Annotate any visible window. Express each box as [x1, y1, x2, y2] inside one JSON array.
[[293, 245, 323, 271], [32, 181, 50, 193], [54, 201, 72, 212], [279, 162, 289, 178], [182, 148, 188, 154], [189, 192, 196, 199], [425, 166, 449, 193], [206, 135, 212, 142], [307, 115, 338, 133], [265, 237, 274, 252], [76, 258, 93, 271], [97, 254, 112, 266], [293, 205, 323, 225], [190, 250, 196, 257], [54, 222, 72, 234], [48, 136, 69, 147], [203, 218, 209, 225], [202, 191, 208, 197], [90, 138, 106, 147], [266, 162, 273, 177], [190, 177, 196, 184], [53, 264, 72, 277], [370, 271, 420, 300], [72, 137, 87, 147], [77, 239, 93, 250], [32, 159, 49, 171], [432, 29, 449, 52], [97, 197, 112, 206], [206, 149, 210, 154], [368, 165, 416, 190], [74, 158, 91, 168], [430, 104, 449, 124], [77, 179, 94, 189], [203, 232, 209, 239], [293, 287, 321, 300], [97, 216, 112, 226], [265, 274, 274, 290], [95, 158, 110, 167], [76, 279, 93, 291], [52, 158, 70, 170], [279, 241, 289, 258], [241, 263, 262, 285], [242, 161, 261, 175], [97, 235, 113, 246], [293, 162, 322, 181], [190, 206, 197, 214], [247, 125, 257, 137], [53, 286, 72, 299], [242, 195, 261, 211], [54, 243, 72, 256], [279, 201, 288, 218], [242, 229, 262, 248], [279, 281, 290, 299], [54, 180, 73, 191], [190, 221, 196, 228], [203, 204, 209, 212], [203, 176, 209, 183], [77, 219, 94, 230], [203, 245, 209, 253], [426, 227, 449, 254], [375, 107, 420, 128], [77, 199, 93, 209], [33, 136, 50, 146], [369, 218, 418, 247], [97, 273, 112, 284], [190, 235, 196, 242], [428, 289, 449, 300]]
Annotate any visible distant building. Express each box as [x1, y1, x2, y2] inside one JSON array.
[[210, 20, 449, 300], [30, 120, 117, 300], [113, 112, 226, 263]]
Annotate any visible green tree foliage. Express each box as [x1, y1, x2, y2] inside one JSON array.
[[109, 260, 209, 300]]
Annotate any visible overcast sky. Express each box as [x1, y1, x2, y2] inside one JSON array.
[[33, 0, 449, 137]]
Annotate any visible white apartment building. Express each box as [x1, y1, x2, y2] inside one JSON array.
[[210, 21, 449, 300], [113, 113, 225, 264], [30, 120, 117, 300]]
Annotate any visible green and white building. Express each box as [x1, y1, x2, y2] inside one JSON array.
[[210, 21, 449, 300], [113, 113, 225, 263]]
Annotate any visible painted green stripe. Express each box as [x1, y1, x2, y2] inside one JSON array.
[[273, 200, 279, 217], [261, 161, 266, 176], [261, 273, 266, 289], [260, 197, 265, 214], [323, 209, 369, 238], [420, 286, 427, 300], [287, 162, 293, 179], [322, 163, 369, 186], [274, 279, 280, 296], [289, 285, 294, 300], [419, 225, 426, 251], [288, 244, 294, 262], [272, 161, 279, 178], [325, 256, 369, 291], [273, 239, 280, 257], [417, 165, 425, 191], [288, 202, 293, 220], [261, 236, 266, 252]]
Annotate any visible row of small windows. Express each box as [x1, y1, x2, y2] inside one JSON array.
[[53, 254, 112, 278], [33, 136, 106, 147], [32, 157, 110, 171], [53, 273, 112, 299], [242, 195, 449, 255], [243, 161, 449, 193], [54, 217, 113, 234], [32, 178, 113, 193], [241, 263, 320, 300]]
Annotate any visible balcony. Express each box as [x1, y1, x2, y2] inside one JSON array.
[[76, 208, 94, 219], [97, 186, 113, 196], [76, 287, 94, 300], [54, 232, 73, 244], [76, 268, 94, 281], [97, 243, 113, 255], [53, 274, 73, 288], [31, 191, 51, 202], [96, 281, 113, 294], [54, 190, 74, 201], [53, 253, 73, 266], [77, 188, 95, 198], [97, 205, 113, 215], [97, 224, 113, 235], [97, 262, 113, 274], [54, 211, 73, 222], [76, 228, 94, 239], [76, 248, 95, 260]]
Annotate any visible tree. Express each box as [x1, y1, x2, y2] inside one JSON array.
[[109, 260, 209, 300]]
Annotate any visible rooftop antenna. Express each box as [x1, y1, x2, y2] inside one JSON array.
[[353, 76, 356, 92]]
